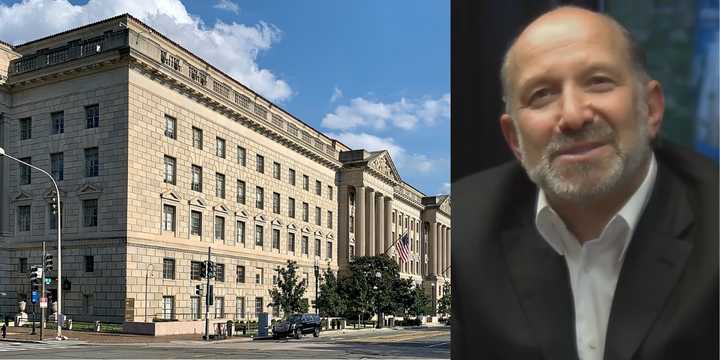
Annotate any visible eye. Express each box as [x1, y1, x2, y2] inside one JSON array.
[[528, 88, 554, 107], [587, 76, 615, 91]]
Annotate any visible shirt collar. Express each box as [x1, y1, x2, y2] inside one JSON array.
[[535, 153, 658, 258]]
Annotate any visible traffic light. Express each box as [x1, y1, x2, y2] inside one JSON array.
[[195, 285, 202, 296], [206, 261, 215, 279], [30, 266, 43, 291], [199, 261, 207, 279], [44, 254, 53, 272]]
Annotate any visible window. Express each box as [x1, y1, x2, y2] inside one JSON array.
[[328, 186, 333, 200], [85, 104, 99, 128], [191, 211, 202, 236], [303, 175, 309, 191], [216, 173, 225, 199], [19, 117, 31, 140], [160, 50, 182, 71], [191, 297, 201, 320], [191, 165, 202, 192], [163, 258, 175, 279], [51, 111, 64, 134], [216, 137, 226, 158], [315, 180, 322, 196], [235, 92, 251, 109], [303, 273, 309, 286], [327, 241, 333, 259], [272, 229, 280, 250], [327, 210, 333, 229], [273, 269, 279, 285], [163, 156, 176, 184], [236, 265, 245, 283], [288, 169, 296, 185], [191, 261, 203, 280], [236, 221, 245, 244], [237, 146, 246, 166], [236, 180, 246, 204], [216, 263, 225, 282], [255, 267, 264, 284], [84, 256, 94, 272], [51, 153, 64, 181], [255, 225, 263, 247], [254, 104, 268, 118], [215, 216, 225, 241], [302, 203, 309, 222], [18, 157, 31, 185], [315, 238, 321, 257], [189, 65, 207, 86], [48, 201, 63, 230], [18, 258, 28, 273], [272, 162, 281, 180], [83, 199, 98, 227], [255, 297, 263, 317], [163, 204, 176, 232], [164, 115, 176, 139], [349, 215, 354, 232], [349, 245, 355, 259], [236, 297, 245, 319], [83, 294, 95, 315], [256, 154, 264, 173], [255, 186, 264, 209], [163, 296, 175, 320], [288, 197, 295, 218], [192, 127, 203, 149], [17, 206, 30, 232], [302, 236, 309, 255], [272, 192, 280, 214], [288, 232, 296, 253], [315, 207, 321, 226], [85, 147, 99, 177]]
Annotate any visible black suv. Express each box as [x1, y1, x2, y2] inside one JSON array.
[[272, 313, 321, 339]]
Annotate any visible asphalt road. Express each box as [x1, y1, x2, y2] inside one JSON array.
[[0, 327, 450, 359]]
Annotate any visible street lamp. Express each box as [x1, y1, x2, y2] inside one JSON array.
[[313, 258, 319, 315], [144, 264, 154, 323], [0, 147, 65, 340], [374, 271, 382, 328]]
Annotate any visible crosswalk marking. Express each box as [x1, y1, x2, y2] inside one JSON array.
[[0, 341, 81, 352]]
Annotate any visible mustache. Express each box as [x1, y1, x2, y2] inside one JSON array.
[[544, 123, 616, 160]]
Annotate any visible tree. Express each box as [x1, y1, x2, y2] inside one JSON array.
[[437, 282, 451, 317], [317, 267, 345, 317], [408, 284, 431, 317], [268, 260, 307, 316]]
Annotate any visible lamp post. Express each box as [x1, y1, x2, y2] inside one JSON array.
[[0, 147, 64, 340], [374, 271, 382, 328], [144, 264, 154, 323], [313, 258, 319, 315]]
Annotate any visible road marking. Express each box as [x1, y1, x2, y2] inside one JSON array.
[[426, 341, 450, 348]]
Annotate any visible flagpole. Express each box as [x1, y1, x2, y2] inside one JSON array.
[[382, 231, 405, 255]]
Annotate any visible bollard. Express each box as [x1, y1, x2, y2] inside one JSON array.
[[95, 320, 101, 332]]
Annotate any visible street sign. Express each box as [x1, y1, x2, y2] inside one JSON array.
[[31, 291, 39, 304], [44, 277, 52, 285], [39, 298, 47, 309]]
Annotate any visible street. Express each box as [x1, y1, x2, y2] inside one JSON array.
[[0, 327, 450, 358]]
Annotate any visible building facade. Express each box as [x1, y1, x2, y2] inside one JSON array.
[[0, 15, 450, 323]]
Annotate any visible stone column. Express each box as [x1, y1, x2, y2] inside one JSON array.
[[366, 188, 375, 256], [355, 186, 365, 257], [446, 228, 451, 278], [442, 225, 447, 277], [384, 197, 392, 256], [375, 194, 384, 255], [338, 186, 350, 266], [429, 222, 437, 277]]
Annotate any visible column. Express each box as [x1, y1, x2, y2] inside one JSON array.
[[338, 186, 350, 265], [384, 198, 392, 256], [429, 222, 437, 276], [355, 186, 365, 257], [375, 194, 384, 255], [446, 228, 451, 278], [366, 188, 375, 256], [439, 225, 445, 277]]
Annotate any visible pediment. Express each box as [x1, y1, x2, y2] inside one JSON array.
[[160, 189, 181, 202], [235, 210, 249, 219], [12, 191, 32, 203], [438, 195, 451, 215], [270, 219, 282, 227], [325, 233, 334, 240], [213, 203, 230, 214], [254, 214, 267, 223], [43, 187, 65, 200], [314, 230, 324, 237], [368, 151, 402, 183], [188, 197, 207, 208], [287, 223, 297, 231], [301, 226, 312, 234], [77, 183, 101, 195]]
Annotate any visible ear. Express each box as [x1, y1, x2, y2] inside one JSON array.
[[644, 80, 664, 139], [500, 113, 523, 161]]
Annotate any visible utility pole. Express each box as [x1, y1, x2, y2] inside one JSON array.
[[40, 241, 45, 341], [204, 246, 211, 341]]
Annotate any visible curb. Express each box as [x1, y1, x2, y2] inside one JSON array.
[[0, 338, 46, 344]]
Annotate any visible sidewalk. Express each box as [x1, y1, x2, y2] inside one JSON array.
[[1, 325, 252, 344]]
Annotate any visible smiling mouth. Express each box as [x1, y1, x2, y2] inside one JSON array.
[[552, 141, 611, 161]]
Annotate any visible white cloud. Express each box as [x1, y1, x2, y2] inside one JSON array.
[[439, 182, 450, 195], [330, 86, 343, 103], [321, 93, 450, 131], [0, 0, 291, 101], [213, 0, 239, 14], [327, 132, 441, 174]]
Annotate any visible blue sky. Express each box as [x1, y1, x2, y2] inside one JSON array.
[[0, 0, 450, 195]]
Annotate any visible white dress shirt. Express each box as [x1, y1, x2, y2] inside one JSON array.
[[534, 155, 657, 360]]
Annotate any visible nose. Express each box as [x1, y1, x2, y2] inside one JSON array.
[[557, 88, 594, 132]]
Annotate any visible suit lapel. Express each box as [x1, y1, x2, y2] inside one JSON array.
[[502, 222, 579, 360], [604, 164, 695, 360]]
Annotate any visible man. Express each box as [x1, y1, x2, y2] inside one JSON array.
[[452, 6, 718, 360]]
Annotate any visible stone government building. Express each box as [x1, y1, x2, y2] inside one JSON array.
[[0, 14, 451, 323]]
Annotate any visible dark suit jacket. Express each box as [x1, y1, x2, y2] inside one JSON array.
[[451, 143, 718, 360]]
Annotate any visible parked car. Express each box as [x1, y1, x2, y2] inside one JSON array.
[[272, 313, 321, 339]]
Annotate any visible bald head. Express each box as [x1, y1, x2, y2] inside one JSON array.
[[501, 6, 648, 113]]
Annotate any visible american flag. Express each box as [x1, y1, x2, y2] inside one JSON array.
[[397, 232, 410, 263]]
